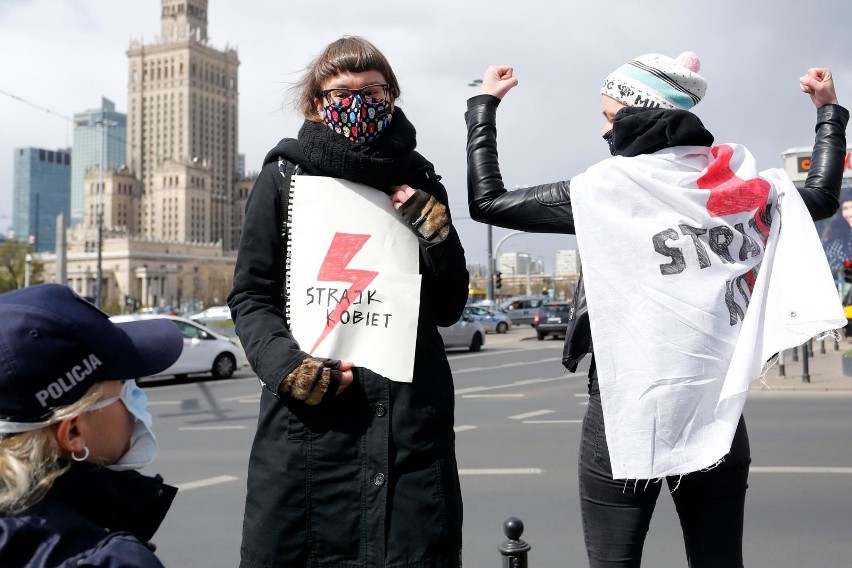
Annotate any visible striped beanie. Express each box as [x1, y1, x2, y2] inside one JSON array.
[[601, 52, 706, 111]]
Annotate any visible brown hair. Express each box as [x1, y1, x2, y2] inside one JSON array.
[[292, 36, 401, 121]]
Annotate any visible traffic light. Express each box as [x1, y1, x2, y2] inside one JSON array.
[[844, 260, 852, 283], [495, 272, 502, 289]]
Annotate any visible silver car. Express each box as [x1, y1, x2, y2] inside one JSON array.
[[438, 314, 485, 352], [498, 296, 550, 326]]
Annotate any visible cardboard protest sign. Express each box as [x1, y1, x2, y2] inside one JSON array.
[[287, 175, 422, 382]]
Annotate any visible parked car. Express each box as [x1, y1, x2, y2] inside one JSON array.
[[463, 305, 512, 334], [533, 301, 573, 340], [499, 295, 550, 326], [109, 314, 246, 380], [189, 305, 232, 323], [439, 314, 485, 352], [135, 306, 179, 316]]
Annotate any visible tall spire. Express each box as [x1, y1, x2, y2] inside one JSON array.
[[160, 0, 208, 42]]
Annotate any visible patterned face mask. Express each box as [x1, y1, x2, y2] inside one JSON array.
[[321, 95, 393, 145]]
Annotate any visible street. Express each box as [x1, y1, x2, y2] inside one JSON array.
[[141, 330, 852, 567]]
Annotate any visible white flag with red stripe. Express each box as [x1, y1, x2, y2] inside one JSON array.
[[572, 143, 843, 479]]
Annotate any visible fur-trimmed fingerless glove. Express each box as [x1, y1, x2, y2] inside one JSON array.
[[399, 189, 450, 243], [279, 357, 343, 405]]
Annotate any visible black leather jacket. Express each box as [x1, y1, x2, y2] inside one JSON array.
[[465, 94, 849, 373]]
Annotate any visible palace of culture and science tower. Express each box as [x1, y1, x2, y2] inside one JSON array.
[[45, 0, 254, 311]]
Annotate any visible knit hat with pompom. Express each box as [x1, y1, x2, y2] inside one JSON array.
[[601, 52, 706, 110]]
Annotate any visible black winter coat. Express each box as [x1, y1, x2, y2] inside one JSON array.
[[0, 462, 176, 568], [465, 94, 849, 378], [229, 108, 469, 568]]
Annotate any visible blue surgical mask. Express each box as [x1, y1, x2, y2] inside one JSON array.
[[106, 381, 159, 471]]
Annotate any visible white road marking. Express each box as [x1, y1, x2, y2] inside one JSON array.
[[454, 425, 477, 433], [574, 393, 590, 398], [462, 394, 525, 398], [175, 475, 239, 491], [455, 375, 569, 396], [452, 357, 562, 374], [178, 425, 246, 431], [139, 375, 251, 391], [220, 393, 262, 402], [147, 400, 182, 406], [750, 466, 852, 474], [515, 378, 559, 386], [459, 468, 544, 475], [522, 419, 582, 424], [509, 409, 554, 420]]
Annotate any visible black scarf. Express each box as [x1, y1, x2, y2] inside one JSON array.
[[610, 106, 714, 157], [44, 461, 177, 542], [296, 107, 418, 193]]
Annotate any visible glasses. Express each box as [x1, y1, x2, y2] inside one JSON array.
[[321, 83, 390, 105]]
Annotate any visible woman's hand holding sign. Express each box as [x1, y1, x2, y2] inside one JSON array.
[[280, 356, 354, 404], [391, 184, 450, 243], [337, 360, 354, 394], [390, 185, 416, 210]]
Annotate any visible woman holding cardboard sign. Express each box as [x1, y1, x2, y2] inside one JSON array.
[[229, 36, 469, 568]]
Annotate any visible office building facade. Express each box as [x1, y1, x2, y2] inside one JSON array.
[[40, 0, 252, 311], [126, 0, 242, 249], [70, 98, 127, 226], [499, 252, 541, 276], [555, 249, 581, 275], [12, 147, 71, 253]]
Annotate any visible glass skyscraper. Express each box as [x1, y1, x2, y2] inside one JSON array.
[[12, 147, 72, 252], [70, 98, 126, 226]]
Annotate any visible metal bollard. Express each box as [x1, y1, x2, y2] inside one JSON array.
[[802, 342, 810, 383], [778, 349, 786, 377], [499, 517, 530, 568], [792, 346, 799, 362], [821, 339, 826, 354]]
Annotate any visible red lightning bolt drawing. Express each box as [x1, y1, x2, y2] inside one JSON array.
[[309, 232, 378, 354], [698, 144, 771, 217]]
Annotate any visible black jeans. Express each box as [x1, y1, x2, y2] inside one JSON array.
[[578, 376, 751, 568]]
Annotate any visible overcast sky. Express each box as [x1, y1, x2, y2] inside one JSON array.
[[2, 0, 850, 271]]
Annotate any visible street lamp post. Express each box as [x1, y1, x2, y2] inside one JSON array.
[[92, 117, 116, 309], [486, 225, 494, 301], [94, 120, 106, 309], [493, 230, 524, 297], [24, 253, 32, 288]]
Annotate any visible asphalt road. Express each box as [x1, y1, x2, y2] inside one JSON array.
[[140, 330, 852, 567]]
